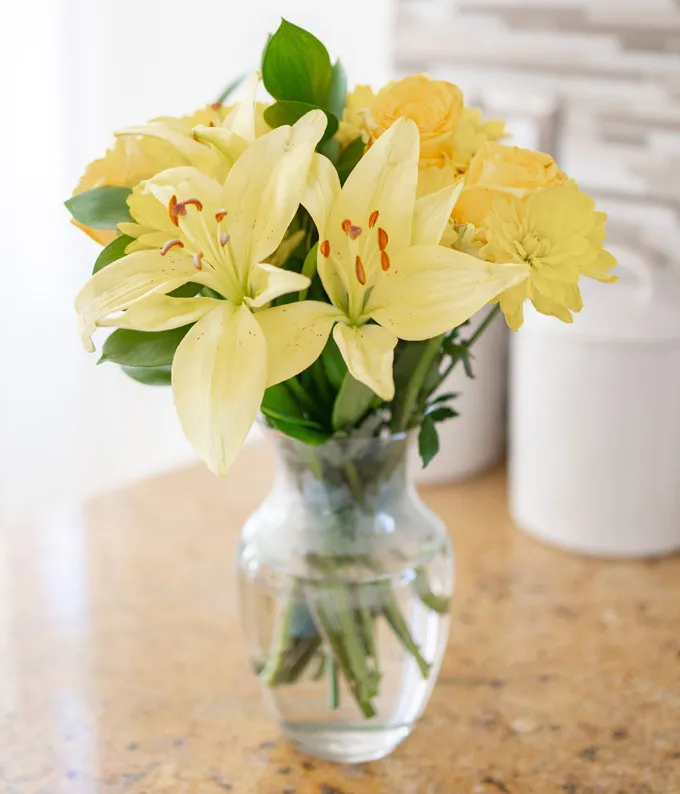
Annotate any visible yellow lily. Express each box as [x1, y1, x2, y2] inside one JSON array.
[[117, 72, 262, 178], [75, 110, 334, 475], [300, 118, 530, 400], [71, 74, 265, 246]]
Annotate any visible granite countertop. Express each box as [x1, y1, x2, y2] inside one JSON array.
[[1, 442, 678, 793]]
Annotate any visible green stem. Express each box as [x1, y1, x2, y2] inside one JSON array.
[[379, 583, 431, 679], [414, 568, 450, 615], [326, 649, 340, 709], [430, 305, 501, 395], [393, 335, 444, 432]]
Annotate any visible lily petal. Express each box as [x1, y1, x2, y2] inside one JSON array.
[[245, 263, 310, 309], [333, 323, 397, 401], [98, 294, 220, 331], [172, 302, 267, 476], [222, 110, 327, 279], [301, 153, 340, 239], [369, 246, 530, 340], [412, 182, 463, 245], [116, 123, 219, 173], [255, 301, 342, 387], [75, 248, 199, 351], [221, 71, 259, 142], [192, 126, 249, 166]]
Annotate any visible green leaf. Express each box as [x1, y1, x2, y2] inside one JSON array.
[[214, 71, 247, 104], [99, 326, 191, 368], [426, 406, 458, 423], [418, 417, 440, 469], [121, 365, 172, 386], [168, 282, 203, 298], [262, 19, 332, 106], [65, 186, 132, 229], [298, 243, 318, 300], [92, 235, 133, 273], [263, 100, 338, 141], [336, 137, 366, 184], [428, 392, 458, 407], [268, 417, 331, 445], [325, 60, 347, 120], [321, 337, 348, 390], [332, 375, 376, 431]]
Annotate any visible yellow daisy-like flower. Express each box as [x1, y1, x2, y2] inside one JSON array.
[[481, 180, 617, 330]]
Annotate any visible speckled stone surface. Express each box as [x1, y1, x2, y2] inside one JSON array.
[[1, 442, 679, 793]]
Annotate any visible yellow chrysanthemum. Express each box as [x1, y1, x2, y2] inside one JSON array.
[[481, 180, 617, 330]]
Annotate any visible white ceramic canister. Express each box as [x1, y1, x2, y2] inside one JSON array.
[[415, 310, 509, 484], [509, 248, 680, 557]]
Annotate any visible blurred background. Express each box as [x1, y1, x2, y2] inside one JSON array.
[[1, 0, 679, 530]]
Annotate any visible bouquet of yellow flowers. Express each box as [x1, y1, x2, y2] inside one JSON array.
[[66, 20, 616, 740]]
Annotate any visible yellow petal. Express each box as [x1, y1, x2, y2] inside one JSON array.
[[333, 323, 397, 401], [192, 125, 248, 166], [74, 248, 198, 351], [98, 294, 220, 331], [301, 153, 340, 239], [116, 122, 219, 173], [222, 110, 327, 280], [329, 118, 419, 254], [412, 181, 463, 245], [244, 263, 310, 309], [172, 302, 267, 476], [221, 71, 259, 142], [255, 301, 342, 387], [368, 245, 529, 340]]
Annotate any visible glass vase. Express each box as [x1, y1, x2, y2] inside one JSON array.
[[237, 431, 453, 763]]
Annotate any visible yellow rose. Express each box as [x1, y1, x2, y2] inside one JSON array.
[[454, 142, 567, 228], [367, 75, 463, 166]]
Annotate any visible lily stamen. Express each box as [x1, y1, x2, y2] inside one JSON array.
[[380, 250, 391, 271], [182, 198, 203, 211], [215, 209, 228, 222], [220, 233, 231, 247], [368, 210, 379, 228], [193, 252, 204, 270], [377, 228, 389, 251], [320, 240, 331, 258], [341, 219, 352, 235], [355, 255, 366, 285], [160, 239, 184, 256]]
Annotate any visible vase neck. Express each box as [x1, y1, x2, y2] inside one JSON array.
[[272, 433, 411, 513]]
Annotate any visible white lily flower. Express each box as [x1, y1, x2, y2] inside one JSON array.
[[299, 118, 530, 400], [76, 110, 336, 475]]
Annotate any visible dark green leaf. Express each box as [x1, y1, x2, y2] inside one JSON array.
[[418, 417, 440, 469], [168, 282, 203, 298], [263, 100, 338, 141], [336, 137, 366, 184], [214, 71, 247, 104], [332, 375, 376, 431], [268, 416, 331, 445], [325, 60, 347, 120], [426, 406, 458, 423], [319, 137, 340, 162], [297, 243, 318, 300], [428, 392, 458, 407], [93, 235, 133, 273], [461, 347, 475, 379], [321, 337, 348, 390], [65, 186, 132, 229], [261, 382, 302, 420], [121, 365, 172, 386], [99, 326, 192, 368], [262, 19, 332, 106]]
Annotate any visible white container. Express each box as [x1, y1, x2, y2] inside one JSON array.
[[509, 248, 680, 557], [415, 311, 508, 484]]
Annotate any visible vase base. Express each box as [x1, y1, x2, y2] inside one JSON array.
[[281, 721, 411, 764]]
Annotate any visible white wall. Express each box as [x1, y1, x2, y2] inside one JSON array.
[[0, 0, 393, 526]]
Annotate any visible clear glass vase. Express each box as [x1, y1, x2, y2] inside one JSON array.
[[237, 431, 453, 763]]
